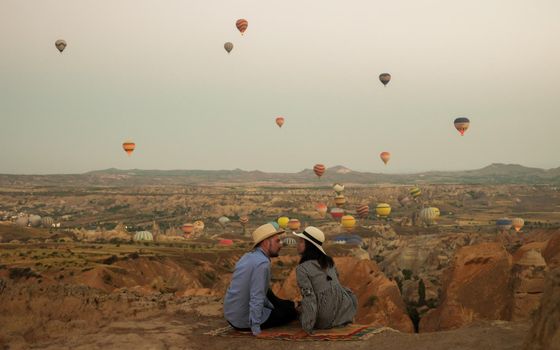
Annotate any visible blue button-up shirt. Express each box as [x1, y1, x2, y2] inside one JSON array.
[[224, 247, 274, 335]]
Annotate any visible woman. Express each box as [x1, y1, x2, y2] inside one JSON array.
[[293, 226, 358, 334]]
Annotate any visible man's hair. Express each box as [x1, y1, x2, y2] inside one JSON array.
[[299, 240, 334, 270]]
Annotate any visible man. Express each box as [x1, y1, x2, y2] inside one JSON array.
[[224, 223, 298, 336]]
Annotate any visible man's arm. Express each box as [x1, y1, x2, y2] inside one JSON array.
[[249, 260, 270, 335]]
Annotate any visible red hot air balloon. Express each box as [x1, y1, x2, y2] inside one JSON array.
[[236, 19, 248, 35], [313, 164, 326, 178], [218, 239, 234, 246], [330, 207, 345, 220], [380, 151, 391, 165], [122, 141, 136, 156], [275, 116, 285, 128]]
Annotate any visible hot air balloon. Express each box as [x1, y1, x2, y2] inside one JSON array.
[[315, 203, 328, 217], [275, 116, 285, 128], [454, 117, 470, 136], [496, 218, 513, 233], [332, 183, 345, 194], [379, 73, 391, 86], [380, 152, 391, 165], [419, 207, 440, 226], [218, 239, 233, 246], [224, 42, 233, 53], [330, 207, 345, 220], [341, 215, 356, 231], [122, 140, 135, 156], [288, 218, 301, 232], [376, 203, 391, 218], [55, 39, 67, 53], [193, 220, 205, 233], [313, 164, 326, 178], [282, 237, 297, 246], [239, 216, 249, 226], [15, 216, 28, 227], [133, 231, 153, 241], [268, 221, 280, 230], [29, 215, 42, 227], [182, 223, 194, 235], [218, 216, 231, 228], [277, 216, 290, 229], [41, 216, 54, 228], [236, 19, 248, 35], [512, 218, 525, 232], [356, 204, 369, 219], [409, 187, 422, 199], [334, 194, 346, 207]]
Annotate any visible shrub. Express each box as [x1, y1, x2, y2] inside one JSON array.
[[402, 269, 413, 280], [364, 295, 378, 307], [9, 267, 40, 280]]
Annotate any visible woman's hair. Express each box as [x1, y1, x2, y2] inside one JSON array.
[[299, 239, 334, 270]]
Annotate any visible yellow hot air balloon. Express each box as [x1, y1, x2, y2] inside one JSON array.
[[376, 203, 391, 218], [277, 216, 290, 229], [341, 215, 356, 231], [419, 207, 440, 226], [512, 217, 525, 232]]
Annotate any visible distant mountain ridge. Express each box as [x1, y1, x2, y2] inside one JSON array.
[[1, 163, 558, 187]]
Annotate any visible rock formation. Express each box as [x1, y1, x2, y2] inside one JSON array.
[[420, 243, 513, 331], [524, 267, 560, 350]]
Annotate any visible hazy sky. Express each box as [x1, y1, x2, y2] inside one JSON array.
[[1, 0, 559, 174]]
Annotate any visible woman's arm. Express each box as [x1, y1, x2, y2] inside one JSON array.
[[296, 265, 318, 334]]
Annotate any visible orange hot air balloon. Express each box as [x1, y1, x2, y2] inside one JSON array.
[[380, 151, 391, 165], [275, 116, 285, 128], [313, 164, 326, 178], [341, 215, 356, 231], [287, 218, 301, 231], [182, 223, 194, 235], [315, 203, 328, 217], [236, 19, 248, 35], [239, 216, 249, 226], [122, 141, 135, 156], [356, 204, 369, 219]]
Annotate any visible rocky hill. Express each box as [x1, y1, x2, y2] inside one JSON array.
[[1, 163, 559, 187]]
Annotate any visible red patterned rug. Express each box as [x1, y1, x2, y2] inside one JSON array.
[[204, 322, 394, 341]]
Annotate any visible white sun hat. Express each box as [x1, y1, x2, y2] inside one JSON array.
[[292, 226, 327, 255]]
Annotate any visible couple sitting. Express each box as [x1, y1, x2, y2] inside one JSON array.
[[224, 223, 358, 336]]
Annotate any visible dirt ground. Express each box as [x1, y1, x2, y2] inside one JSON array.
[[4, 300, 530, 350]]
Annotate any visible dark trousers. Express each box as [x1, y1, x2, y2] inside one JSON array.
[[230, 289, 298, 331]]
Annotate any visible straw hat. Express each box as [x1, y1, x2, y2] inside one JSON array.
[[293, 226, 327, 255], [252, 223, 285, 246]]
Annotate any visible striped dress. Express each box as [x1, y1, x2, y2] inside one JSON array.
[[296, 260, 358, 334]]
